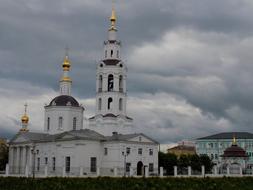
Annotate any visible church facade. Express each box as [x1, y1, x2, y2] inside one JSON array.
[[7, 7, 159, 177]]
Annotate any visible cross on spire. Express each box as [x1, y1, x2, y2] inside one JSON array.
[[65, 45, 69, 58], [24, 103, 28, 115]]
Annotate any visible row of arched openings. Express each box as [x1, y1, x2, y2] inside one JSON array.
[[98, 75, 123, 92], [105, 50, 119, 59], [98, 98, 123, 111]]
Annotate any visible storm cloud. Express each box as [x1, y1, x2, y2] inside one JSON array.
[[1, 0, 253, 144]]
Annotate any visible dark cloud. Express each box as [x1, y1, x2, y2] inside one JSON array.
[[1, 0, 253, 144]]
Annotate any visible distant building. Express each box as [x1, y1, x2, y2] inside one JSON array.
[[195, 132, 253, 170], [220, 137, 248, 174], [167, 140, 196, 157]]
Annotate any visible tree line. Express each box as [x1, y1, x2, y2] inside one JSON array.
[[159, 152, 214, 175]]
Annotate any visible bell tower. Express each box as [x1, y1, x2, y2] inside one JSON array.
[[89, 3, 133, 136], [95, 4, 127, 117]]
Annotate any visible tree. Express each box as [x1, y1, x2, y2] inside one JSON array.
[[189, 154, 201, 171], [0, 142, 8, 171], [159, 152, 177, 175], [200, 154, 214, 173]]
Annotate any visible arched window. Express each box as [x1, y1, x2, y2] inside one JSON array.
[[73, 117, 77, 130], [105, 50, 107, 58], [47, 117, 50, 131], [111, 50, 113, 57], [108, 74, 114, 91], [98, 98, 102, 110], [119, 75, 123, 92], [108, 98, 113, 110], [58, 117, 63, 130], [98, 75, 103, 92], [119, 98, 123, 111]]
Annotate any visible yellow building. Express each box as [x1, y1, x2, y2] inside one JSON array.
[[167, 145, 196, 157]]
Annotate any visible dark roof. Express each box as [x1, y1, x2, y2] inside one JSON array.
[[221, 144, 248, 158], [197, 132, 253, 140], [9, 129, 106, 144], [103, 113, 117, 118], [103, 59, 120, 66], [48, 95, 80, 107], [9, 130, 158, 145], [89, 114, 133, 120]]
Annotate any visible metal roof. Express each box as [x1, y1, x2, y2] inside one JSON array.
[[197, 132, 253, 140]]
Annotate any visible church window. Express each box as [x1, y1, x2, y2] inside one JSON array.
[[52, 157, 56, 171], [138, 148, 142, 155], [90, 157, 97, 172], [119, 98, 123, 111], [65, 156, 71, 173], [45, 157, 48, 165], [111, 50, 113, 57], [58, 117, 63, 130], [117, 50, 119, 58], [73, 117, 77, 130], [98, 75, 103, 92], [47, 117, 50, 131], [105, 50, 107, 58], [149, 149, 153, 156], [119, 75, 123, 92], [104, 148, 108, 155], [126, 163, 131, 172], [108, 98, 113, 110], [126, 147, 131, 155], [149, 163, 154, 172], [37, 158, 40, 171], [108, 74, 114, 91], [98, 98, 102, 110]]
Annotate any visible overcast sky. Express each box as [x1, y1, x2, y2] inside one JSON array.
[[1, 0, 253, 145]]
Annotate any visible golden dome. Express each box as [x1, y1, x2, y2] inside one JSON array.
[[109, 6, 117, 31], [21, 103, 29, 124], [62, 56, 71, 71], [21, 114, 29, 124]]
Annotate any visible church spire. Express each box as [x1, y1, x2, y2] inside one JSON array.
[[109, 0, 117, 31], [107, 0, 118, 41], [20, 103, 29, 132], [60, 47, 72, 95]]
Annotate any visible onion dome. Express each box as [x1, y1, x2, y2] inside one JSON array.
[[62, 55, 71, 71], [49, 95, 80, 107], [21, 115, 29, 124], [221, 136, 248, 158], [21, 103, 29, 124], [20, 103, 29, 132]]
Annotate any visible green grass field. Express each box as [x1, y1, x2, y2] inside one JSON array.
[[0, 177, 253, 190]]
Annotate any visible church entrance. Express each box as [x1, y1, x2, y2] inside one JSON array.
[[137, 161, 143, 176]]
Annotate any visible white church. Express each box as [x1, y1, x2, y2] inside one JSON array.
[[7, 6, 159, 177]]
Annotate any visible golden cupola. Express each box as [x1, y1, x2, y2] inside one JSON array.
[[62, 55, 71, 71], [20, 104, 29, 132], [59, 49, 72, 95], [109, 5, 117, 31]]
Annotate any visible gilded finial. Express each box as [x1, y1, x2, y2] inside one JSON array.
[[21, 103, 29, 124], [62, 46, 71, 71], [232, 134, 237, 145], [109, 0, 117, 31]]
